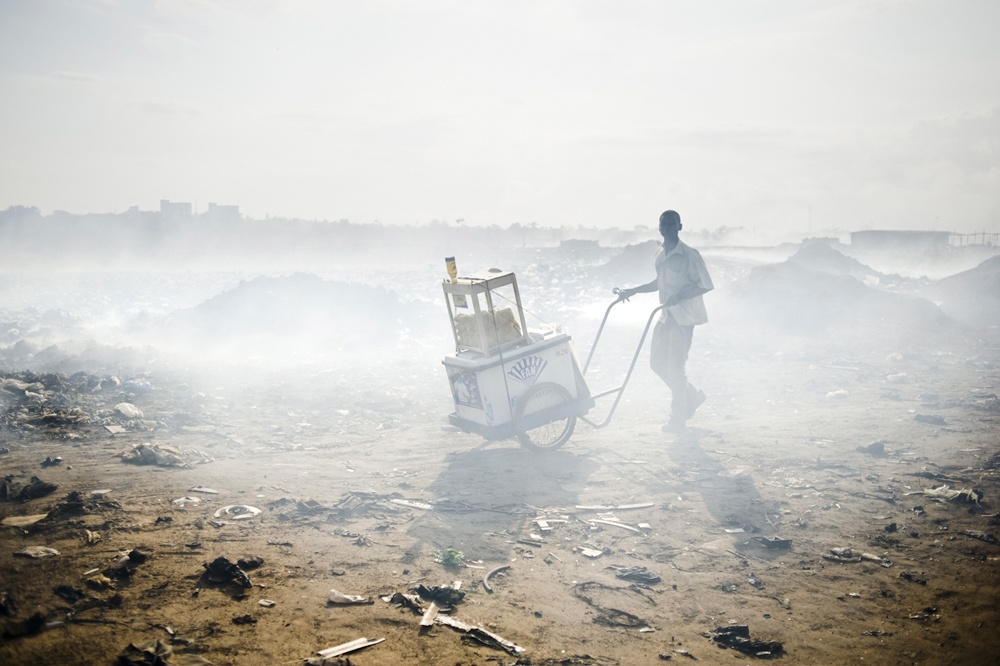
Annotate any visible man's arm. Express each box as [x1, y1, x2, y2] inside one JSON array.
[[664, 284, 711, 307], [617, 279, 657, 301]]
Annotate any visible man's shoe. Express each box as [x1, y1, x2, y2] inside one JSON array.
[[687, 390, 706, 419]]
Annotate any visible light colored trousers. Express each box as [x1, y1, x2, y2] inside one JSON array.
[[649, 314, 699, 423]]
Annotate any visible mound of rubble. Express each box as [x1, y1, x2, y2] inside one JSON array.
[[925, 255, 1000, 327], [731, 258, 957, 343], [787, 241, 881, 282], [162, 273, 441, 360]]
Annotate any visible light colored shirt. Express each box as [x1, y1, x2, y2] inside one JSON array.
[[655, 240, 714, 325]]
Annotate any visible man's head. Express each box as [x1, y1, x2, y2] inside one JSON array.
[[659, 210, 682, 237]]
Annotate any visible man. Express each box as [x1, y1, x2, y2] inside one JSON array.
[[616, 210, 714, 433]]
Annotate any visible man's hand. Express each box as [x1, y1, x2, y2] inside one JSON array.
[[615, 287, 635, 302]]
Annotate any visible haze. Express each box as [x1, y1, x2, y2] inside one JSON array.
[[1, 0, 998, 236]]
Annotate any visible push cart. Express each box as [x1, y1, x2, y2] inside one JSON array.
[[441, 269, 664, 451]]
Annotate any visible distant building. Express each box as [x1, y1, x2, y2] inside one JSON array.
[[850, 230, 950, 251], [205, 202, 241, 220], [160, 199, 193, 217]]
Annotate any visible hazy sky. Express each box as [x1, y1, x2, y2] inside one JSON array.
[[1, 0, 997, 236]]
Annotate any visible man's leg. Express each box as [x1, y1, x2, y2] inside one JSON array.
[[650, 316, 694, 428]]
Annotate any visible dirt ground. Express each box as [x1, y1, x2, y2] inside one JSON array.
[[2, 247, 1000, 665]]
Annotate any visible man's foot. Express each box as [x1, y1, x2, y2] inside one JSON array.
[[661, 420, 687, 434], [687, 390, 706, 419]]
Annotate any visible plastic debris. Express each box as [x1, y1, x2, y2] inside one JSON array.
[[214, 505, 261, 520], [434, 547, 465, 567], [115, 402, 144, 419], [606, 565, 661, 585], [204, 557, 252, 588], [311, 637, 384, 661], [752, 536, 792, 550], [708, 624, 784, 658], [576, 547, 605, 558], [14, 546, 60, 558], [117, 639, 214, 665], [121, 442, 213, 467], [1, 513, 48, 527], [327, 588, 372, 605]]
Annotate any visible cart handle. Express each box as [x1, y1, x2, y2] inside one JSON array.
[[579, 295, 665, 430], [583, 288, 647, 374]]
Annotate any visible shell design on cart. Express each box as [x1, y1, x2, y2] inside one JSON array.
[[442, 268, 664, 451]]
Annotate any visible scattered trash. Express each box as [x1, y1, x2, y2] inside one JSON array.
[[916, 485, 983, 504], [823, 547, 863, 563], [90, 489, 112, 499], [747, 573, 765, 590], [1, 513, 48, 528], [14, 546, 60, 558], [312, 637, 385, 661], [607, 565, 661, 585], [327, 588, 372, 605], [214, 505, 262, 520], [588, 519, 643, 534], [115, 402, 144, 419], [40, 456, 62, 467], [708, 624, 784, 658], [752, 536, 791, 550], [483, 565, 510, 593], [435, 615, 525, 655], [862, 629, 894, 636], [576, 547, 605, 559], [576, 503, 655, 511], [188, 486, 220, 494], [54, 586, 86, 607], [434, 547, 466, 568], [390, 498, 433, 510], [2, 476, 58, 502], [416, 583, 465, 607], [203, 557, 252, 588], [121, 442, 214, 467], [899, 571, 927, 585], [856, 441, 887, 456], [117, 639, 214, 665], [961, 530, 998, 544], [172, 496, 201, 507]]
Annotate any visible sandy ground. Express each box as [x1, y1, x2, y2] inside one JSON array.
[[2, 318, 999, 666]]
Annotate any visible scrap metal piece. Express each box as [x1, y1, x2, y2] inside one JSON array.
[[315, 636, 384, 659], [434, 615, 525, 655], [589, 519, 643, 534], [483, 565, 511, 593]]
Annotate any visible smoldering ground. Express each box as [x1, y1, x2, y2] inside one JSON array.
[[1, 229, 999, 665]]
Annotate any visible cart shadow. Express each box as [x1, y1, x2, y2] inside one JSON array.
[[404, 444, 599, 562]]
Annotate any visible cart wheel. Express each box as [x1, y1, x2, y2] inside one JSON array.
[[514, 382, 576, 451]]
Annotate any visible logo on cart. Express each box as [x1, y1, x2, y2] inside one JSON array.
[[507, 355, 547, 386], [452, 372, 482, 409]]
